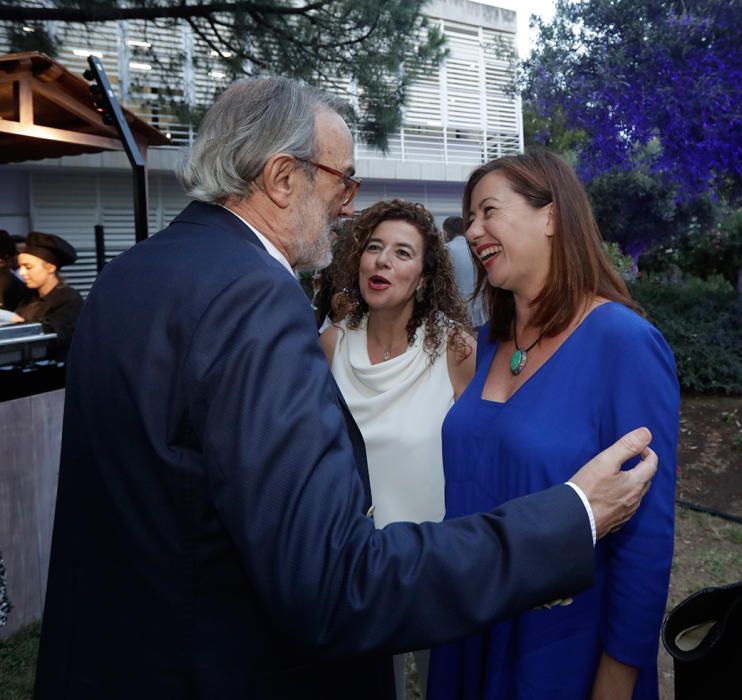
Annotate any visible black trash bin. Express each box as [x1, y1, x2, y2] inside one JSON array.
[[662, 580, 742, 699]]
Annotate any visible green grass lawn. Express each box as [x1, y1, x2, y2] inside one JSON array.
[[0, 620, 40, 700]]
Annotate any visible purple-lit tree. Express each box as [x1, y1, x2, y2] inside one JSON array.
[[522, 0, 742, 200]]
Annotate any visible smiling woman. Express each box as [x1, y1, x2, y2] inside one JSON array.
[[319, 199, 476, 699], [428, 150, 679, 700]]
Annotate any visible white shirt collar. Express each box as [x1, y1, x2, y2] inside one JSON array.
[[219, 204, 294, 277]]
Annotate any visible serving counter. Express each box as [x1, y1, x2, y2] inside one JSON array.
[[0, 324, 65, 637]]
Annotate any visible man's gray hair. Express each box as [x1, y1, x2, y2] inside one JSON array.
[[178, 76, 346, 203]]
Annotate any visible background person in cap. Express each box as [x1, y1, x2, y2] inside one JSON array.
[[11, 231, 83, 359], [0, 229, 31, 314], [11, 234, 27, 255]]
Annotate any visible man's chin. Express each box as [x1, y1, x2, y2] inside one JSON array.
[[295, 223, 335, 271], [295, 248, 333, 273]]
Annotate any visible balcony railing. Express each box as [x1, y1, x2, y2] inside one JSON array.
[[353, 125, 521, 165]]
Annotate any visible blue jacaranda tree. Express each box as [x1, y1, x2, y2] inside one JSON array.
[[522, 0, 742, 200]]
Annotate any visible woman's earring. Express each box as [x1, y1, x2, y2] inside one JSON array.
[[416, 285, 424, 303]]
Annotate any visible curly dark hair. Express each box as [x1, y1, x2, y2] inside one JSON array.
[[312, 220, 355, 327], [332, 199, 472, 362]]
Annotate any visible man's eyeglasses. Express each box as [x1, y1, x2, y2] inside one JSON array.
[[294, 157, 361, 206]]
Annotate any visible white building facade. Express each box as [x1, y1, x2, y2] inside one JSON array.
[[0, 0, 521, 293]]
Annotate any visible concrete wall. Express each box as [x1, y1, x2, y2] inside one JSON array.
[[0, 169, 30, 236], [427, 0, 517, 30], [0, 389, 64, 639]]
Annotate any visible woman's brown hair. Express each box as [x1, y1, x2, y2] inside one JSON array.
[[332, 199, 472, 362], [462, 148, 642, 341]]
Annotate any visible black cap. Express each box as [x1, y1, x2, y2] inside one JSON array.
[[24, 232, 77, 268]]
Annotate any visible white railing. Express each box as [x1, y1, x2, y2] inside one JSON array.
[[147, 119, 522, 167], [353, 125, 521, 165]]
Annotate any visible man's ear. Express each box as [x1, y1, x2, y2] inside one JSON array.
[[261, 154, 300, 209]]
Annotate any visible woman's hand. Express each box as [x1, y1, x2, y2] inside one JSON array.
[[11, 314, 24, 323], [591, 651, 638, 700]]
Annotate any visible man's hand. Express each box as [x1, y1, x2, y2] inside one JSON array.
[[570, 428, 657, 539]]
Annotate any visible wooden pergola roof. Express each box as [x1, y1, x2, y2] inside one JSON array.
[[0, 51, 169, 164]]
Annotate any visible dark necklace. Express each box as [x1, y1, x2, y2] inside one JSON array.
[[509, 319, 544, 376]]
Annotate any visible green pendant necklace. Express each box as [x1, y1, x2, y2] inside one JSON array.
[[509, 319, 544, 376]]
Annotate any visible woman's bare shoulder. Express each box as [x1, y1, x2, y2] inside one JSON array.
[[447, 328, 477, 400], [319, 324, 339, 365]]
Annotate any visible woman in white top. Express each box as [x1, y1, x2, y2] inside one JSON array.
[[320, 199, 475, 699]]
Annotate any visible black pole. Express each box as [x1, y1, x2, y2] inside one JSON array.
[[94, 224, 106, 273], [84, 56, 149, 243], [133, 164, 148, 244]]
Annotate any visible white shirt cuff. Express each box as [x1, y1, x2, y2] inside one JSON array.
[[565, 481, 596, 546]]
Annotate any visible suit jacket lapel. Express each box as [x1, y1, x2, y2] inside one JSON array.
[[176, 201, 374, 512], [330, 376, 373, 513]]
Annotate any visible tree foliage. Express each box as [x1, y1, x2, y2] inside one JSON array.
[[639, 208, 742, 288], [521, 0, 742, 199], [1, 0, 446, 149], [586, 164, 716, 253], [631, 273, 742, 394], [521, 105, 587, 159]]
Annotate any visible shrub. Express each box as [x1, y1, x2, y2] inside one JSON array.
[[603, 241, 637, 282], [639, 209, 742, 288], [630, 274, 742, 395], [587, 167, 715, 254]]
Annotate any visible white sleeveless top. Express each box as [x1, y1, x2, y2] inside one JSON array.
[[331, 318, 453, 528]]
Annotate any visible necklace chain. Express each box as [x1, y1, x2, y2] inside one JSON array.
[[369, 321, 407, 362], [378, 339, 405, 362], [510, 316, 544, 376], [513, 322, 543, 354]]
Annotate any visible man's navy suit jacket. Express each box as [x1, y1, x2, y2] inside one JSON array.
[[35, 202, 594, 699]]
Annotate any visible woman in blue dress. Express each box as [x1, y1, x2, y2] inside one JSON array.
[[427, 150, 679, 700]]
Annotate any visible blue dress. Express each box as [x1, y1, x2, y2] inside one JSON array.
[[428, 303, 679, 700]]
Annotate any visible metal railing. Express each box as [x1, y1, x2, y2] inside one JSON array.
[[353, 125, 521, 165], [146, 119, 521, 167]]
